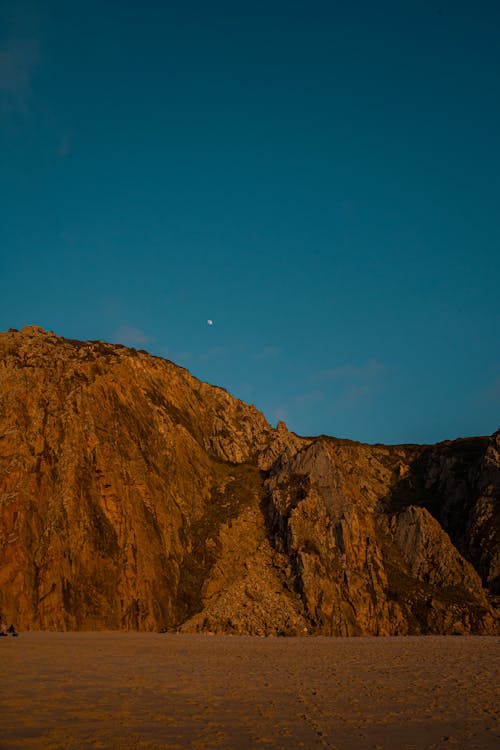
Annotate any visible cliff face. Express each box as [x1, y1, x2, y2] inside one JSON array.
[[0, 326, 498, 634]]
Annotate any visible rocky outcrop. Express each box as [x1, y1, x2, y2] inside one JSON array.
[[382, 432, 500, 598], [264, 440, 496, 635], [467, 430, 500, 594], [388, 506, 483, 595], [0, 326, 498, 634]]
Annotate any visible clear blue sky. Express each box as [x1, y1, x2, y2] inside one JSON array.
[[1, 0, 499, 444]]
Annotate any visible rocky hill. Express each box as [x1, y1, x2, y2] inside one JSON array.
[[0, 326, 498, 634]]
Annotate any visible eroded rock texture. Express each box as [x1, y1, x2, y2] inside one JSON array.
[[0, 326, 498, 634]]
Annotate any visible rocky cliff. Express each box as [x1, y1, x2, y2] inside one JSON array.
[[0, 326, 498, 634]]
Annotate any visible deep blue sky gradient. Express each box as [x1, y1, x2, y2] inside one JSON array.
[[1, 0, 499, 443]]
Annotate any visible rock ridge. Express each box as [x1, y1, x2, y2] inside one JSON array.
[[0, 326, 498, 634]]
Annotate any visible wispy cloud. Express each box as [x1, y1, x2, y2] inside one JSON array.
[[294, 390, 323, 407], [198, 346, 228, 362], [59, 230, 77, 247], [254, 345, 282, 361], [312, 359, 388, 382], [270, 407, 288, 424], [335, 384, 374, 409], [114, 326, 152, 348], [57, 133, 71, 158], [232, 382, 257, 401], [310, 359, 392, 411], [0, 36, 39, 113], [479, 374, 500, 405], [339, 198, 354, 218], [171, 351, 194, 364]]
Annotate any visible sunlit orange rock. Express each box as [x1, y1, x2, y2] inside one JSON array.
[[0, 326, 497, 634]]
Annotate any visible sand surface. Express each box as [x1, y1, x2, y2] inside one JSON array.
[[0, 633, 498, 750]]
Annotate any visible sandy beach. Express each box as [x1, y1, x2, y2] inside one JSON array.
[[1, 633, 498, 749]]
